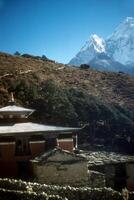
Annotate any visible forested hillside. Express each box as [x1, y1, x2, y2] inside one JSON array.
[[0, 52, 134, 151]]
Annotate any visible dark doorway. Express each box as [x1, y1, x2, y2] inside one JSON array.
[[114, 164, 127, 191], [17, 161, 30, 179], [15, 138, 31, 156]]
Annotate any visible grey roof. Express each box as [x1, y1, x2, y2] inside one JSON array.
[[81, 151, 134, 166], [0, 122, 81, 136], [0, 105, 34, 114], [31, 147, 87, 163]]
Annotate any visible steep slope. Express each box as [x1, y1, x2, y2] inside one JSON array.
[[0, 52, 134, 144], [106, 17, 134, 65], [89, 53, 126, 72], [0, 52, 134, 110], [69, 34, 106, 66]]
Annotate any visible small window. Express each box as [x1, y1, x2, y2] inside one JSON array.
[[15, 138, 31, 156]]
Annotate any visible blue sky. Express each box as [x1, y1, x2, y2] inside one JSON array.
[[0, 0, 134, 63]]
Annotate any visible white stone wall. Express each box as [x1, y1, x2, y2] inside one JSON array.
[[32, 161, 88, 186]]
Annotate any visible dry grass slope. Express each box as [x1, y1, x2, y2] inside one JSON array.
[[0, 52, 133, 109]]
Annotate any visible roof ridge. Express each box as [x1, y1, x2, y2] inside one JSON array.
[[32, 146, 87, 163]]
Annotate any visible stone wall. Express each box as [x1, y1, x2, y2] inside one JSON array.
[[0, 178, 127, 200], [32, 161, 88, 186], [0, 187, 66, 200], [89, 162, 134, 191], [87, 151, 134, 191], [32, 149, 88, 186], [88, 170, 105, 188]]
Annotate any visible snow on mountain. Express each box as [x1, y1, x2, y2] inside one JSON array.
[[106, 17, 134, 65], [89, 53, 126, 72], [69, 17, 134, 73], [69, 34, 106, 66]]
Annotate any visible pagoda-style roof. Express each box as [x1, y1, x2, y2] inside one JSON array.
[[0, 122, 81, 136], [0, 94, 81, 136], [0, 105, 35, 118], [0, 92, 35, 118], [0, 105, 34, 113]]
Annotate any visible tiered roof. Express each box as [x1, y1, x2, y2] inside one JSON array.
[[0, 122, 81, 136], [0, 93, 34, 118], [0, 94, 81, 135], [0, 105, 34, 116]]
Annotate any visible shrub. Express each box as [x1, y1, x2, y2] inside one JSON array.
[[80, 64, 90, 69]]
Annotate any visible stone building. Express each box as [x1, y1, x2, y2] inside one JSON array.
[[31, 147, 88, 186], [86, 151, 134, 191], [0, 95, 81, 178]]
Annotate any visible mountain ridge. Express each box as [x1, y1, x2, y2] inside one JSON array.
[[69, 17, 134, 73]]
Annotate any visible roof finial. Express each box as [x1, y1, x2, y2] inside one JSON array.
[[9, 92, 15, 105], [11, 92, 14, 102]]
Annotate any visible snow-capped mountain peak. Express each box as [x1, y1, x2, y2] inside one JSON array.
[[107, 17, 134, 40], [90, 34, 106, 53], [80, 34, 105, 53], [69, 34, 105, 66], [125, 16, 134, 23], [106, 16, 134, 65], [69, 17, 134, 73]]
